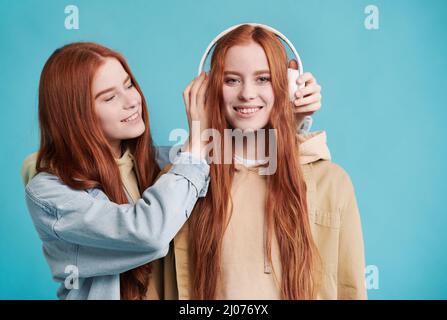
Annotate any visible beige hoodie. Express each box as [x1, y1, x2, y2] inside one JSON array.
[[161, 131, 367, 300]]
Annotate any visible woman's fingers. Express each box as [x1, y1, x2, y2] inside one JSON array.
[[182, 73, 209, 158], [183, 72, 209, 139], [296, 72, 316, 86], [196, 75, 208, 113], [183, 84, 193, 126], [183, 80, 194, 113], [295, 83, 321, 99], [293, 102, 321, 114], [189, 72, 206, 117], [294, 91, 322, 107], [288, 70, 322, 116], [293, 72, 322, 111]]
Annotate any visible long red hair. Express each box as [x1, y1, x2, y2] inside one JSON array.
[[189, 25, 320, 299], [36, 42, 159, 299]]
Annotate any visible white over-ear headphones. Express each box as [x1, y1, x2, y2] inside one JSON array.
[[197, 23, 313, 132]]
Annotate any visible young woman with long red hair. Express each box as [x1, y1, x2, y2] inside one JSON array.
[[161, 25, 366, 300], [22, 42, 211, 300]]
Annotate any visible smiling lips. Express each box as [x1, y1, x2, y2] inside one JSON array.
[[233, 105, 263, 116], [121, 111, 139, 123]]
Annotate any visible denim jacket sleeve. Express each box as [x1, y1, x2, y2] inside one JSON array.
[[25, 152, 209, 278]]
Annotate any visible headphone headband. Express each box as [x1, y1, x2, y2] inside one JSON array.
[[197, 23, 303, 76]]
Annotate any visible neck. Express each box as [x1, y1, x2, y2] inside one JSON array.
[[233, 131, 266, 161], [111, 140, 123, 159]]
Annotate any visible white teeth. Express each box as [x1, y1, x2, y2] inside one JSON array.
[[235, 107, 262, 114], [122, 112, 138, 122]]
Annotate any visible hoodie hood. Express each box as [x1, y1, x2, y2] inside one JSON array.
[[21, 149, 136, 186], [298, 130, 331, 165], [21, 152, 38, 186]]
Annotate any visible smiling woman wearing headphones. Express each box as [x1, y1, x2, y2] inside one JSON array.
[[159, 24, 366, 300]]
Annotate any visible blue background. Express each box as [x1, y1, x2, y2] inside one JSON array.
[[1, 0, 446, 299]]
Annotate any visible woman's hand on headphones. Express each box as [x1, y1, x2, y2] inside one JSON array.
[[182, 72, 209, 159], [288, 60, 322, 117]]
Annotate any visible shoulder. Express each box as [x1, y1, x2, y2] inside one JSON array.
[[25, 172, 100, 213], [309, 160, 353, 189], [26, 171, 63, 195], [305, 160, 356, 211], [26, 171, 67, 193]]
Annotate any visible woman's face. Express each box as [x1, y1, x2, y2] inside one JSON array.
[[222, 41, 274, 131], [92, 58, 145, 151]]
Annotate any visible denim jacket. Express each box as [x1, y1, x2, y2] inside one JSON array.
[[24, 147, 209, 300]]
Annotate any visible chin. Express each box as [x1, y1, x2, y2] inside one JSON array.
[[229, 120, 269, 132], [124, 124, 146, 139]]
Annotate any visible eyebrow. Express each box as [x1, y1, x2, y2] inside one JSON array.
[[224, 70, 271, 76], [94, 75, 131, 99]]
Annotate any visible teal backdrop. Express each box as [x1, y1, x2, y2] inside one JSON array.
[[0, 0, 446, 299]]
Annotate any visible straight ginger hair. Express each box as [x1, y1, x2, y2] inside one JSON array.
[[37, 42, 159, 300], [188, 25, 320, 299]]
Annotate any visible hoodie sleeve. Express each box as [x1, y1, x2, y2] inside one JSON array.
[[337, 174, 367, 300]]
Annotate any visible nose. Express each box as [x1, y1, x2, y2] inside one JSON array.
[[238, 82, 257, 101], [122, 91, 138, 110]]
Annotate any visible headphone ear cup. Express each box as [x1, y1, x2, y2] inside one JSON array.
[[287, 68, 303, 102]]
